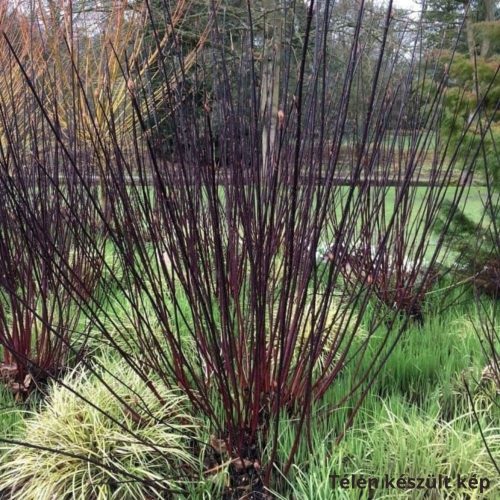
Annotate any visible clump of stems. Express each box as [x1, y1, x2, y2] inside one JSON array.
[[0, 0, 497, 494]]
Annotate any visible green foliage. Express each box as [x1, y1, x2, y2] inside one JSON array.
[[269, 291, 500, 499], [0, 385, 24, 440], [436, 197, 499, 271], [421, 0, 468, 52], [432, 26, 500, 281], [474, 20, 500, 52], [276, 401, 499, 499]]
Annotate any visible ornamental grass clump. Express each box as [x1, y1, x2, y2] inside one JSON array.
[[0, 356, 201, 499]]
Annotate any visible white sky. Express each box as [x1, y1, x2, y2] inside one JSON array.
[[377, 0, 422, 19], [377, 0, 421, 10], [392, 0, 420, 11]]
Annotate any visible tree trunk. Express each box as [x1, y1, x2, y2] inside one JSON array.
[[260, 1, 281, 172], [480, 0, 496, 59], [465, 1, 477, 64]]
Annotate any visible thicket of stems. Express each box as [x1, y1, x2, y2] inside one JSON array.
[[0, 0, 497, 491]]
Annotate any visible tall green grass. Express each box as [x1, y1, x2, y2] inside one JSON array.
[[268, 289, 499, 498]]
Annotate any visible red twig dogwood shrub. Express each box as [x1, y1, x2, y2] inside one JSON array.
[[0, 0, 496, 495]]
